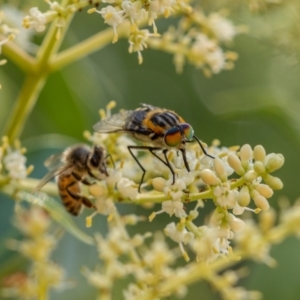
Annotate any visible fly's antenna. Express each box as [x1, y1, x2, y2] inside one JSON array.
[[192, 135, 215, 159]]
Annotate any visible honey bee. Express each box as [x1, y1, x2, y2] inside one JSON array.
[[93, 103, 214, 191], [35, 144, 108, 216]]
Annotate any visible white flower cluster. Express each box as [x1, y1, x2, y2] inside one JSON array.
[[151, 10, 243, 75], [0, 10, 17, 88], [19, 0, 244, 73], [0, 137, 32, 181], [22, 1, 76, 38], [88, 1, 243, 71], [3, 206, 66, 299]]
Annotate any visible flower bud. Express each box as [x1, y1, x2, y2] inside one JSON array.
[[253, 194, 269, 211], [259, 208, 276, 232], [255, 184, 273, 198], [240, 144, 253, 168], [189, 210, 199, 220], [89, 184, 105, 197], [214, 157, 227, 182], [228, 214, 245, 232], [238, 186, 251, 207], [152, 177, 166, 192], [254, 161, 266, 174], [201, 169, 221, 186], [263, 174, 283, 190], [265, 153, 285, 173], [227, 153, 244, 175], [253, 145, 266, 162], [244, 170, 258, 182]]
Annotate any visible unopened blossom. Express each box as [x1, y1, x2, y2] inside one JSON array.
[[253, 145, 266, 161], [264, 153, 284, 173], [228, 213, 245, 232], [238, 185, 251, 207]]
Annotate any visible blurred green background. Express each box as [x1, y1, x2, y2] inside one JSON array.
[[1, 1, 300, 299]]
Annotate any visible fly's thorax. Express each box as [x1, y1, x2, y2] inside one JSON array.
[[143, 109, 185, 135]]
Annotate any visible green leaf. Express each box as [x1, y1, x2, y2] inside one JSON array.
[[19, 191, 94, 245]]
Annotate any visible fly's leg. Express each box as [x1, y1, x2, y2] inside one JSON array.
[[128, 146, 165, 192], [150, 148, 176, 185]]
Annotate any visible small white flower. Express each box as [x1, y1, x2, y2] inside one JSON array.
[[161, 200, 187, 218], [105, 169, 122, 189], [128, 28, 152, 64], [1, 5, 36, 53], [122, 1, 146, 24], [208, 13, 237, 43], [163, 173, 193, 201], [214, 182, 237, 209], [117, 177, 138, 200], [95, 6, 124, 42], [4, 151, 27, 179], [24, 7, 47, 32], [95, 196, 116, 215], [164, 222, 194, 244]]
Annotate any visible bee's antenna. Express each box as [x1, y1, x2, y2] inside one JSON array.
[[192, 135, 215, 159]]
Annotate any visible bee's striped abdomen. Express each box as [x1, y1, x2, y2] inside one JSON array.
[[58, 173, 82, 216]]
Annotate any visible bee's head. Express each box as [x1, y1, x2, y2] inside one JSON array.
[[88, 146, 108, 176]]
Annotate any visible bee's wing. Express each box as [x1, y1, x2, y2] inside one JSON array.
[[44, 152, 64, 169], [93, 110, 134, 133], [34, 163, 72, 192]]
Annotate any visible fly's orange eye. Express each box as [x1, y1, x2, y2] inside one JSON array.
[[181, 123, 194, 141], [164, 127, 182, 147]]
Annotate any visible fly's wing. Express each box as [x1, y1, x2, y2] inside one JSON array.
[[93, 110, 134, 133], [35, 152, 71, 192], [140, 103, 159, 110]]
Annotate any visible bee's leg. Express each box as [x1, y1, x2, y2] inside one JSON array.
[[191, 135, 215, 159], [150, 148, 176, 185], [86, 170, 104, 181], [105, 153, 115, 169], [179, 148, 190, 172], [72, 172, 94, 185], [81, 196, 97, 209], [66, 181, 96, 209]]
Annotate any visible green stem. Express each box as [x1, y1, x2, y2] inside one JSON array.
[[3, 3, 74, 141], [1, 39, 36, 73], [50, 26, 128, 72], [3, 75, 47, 141]]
